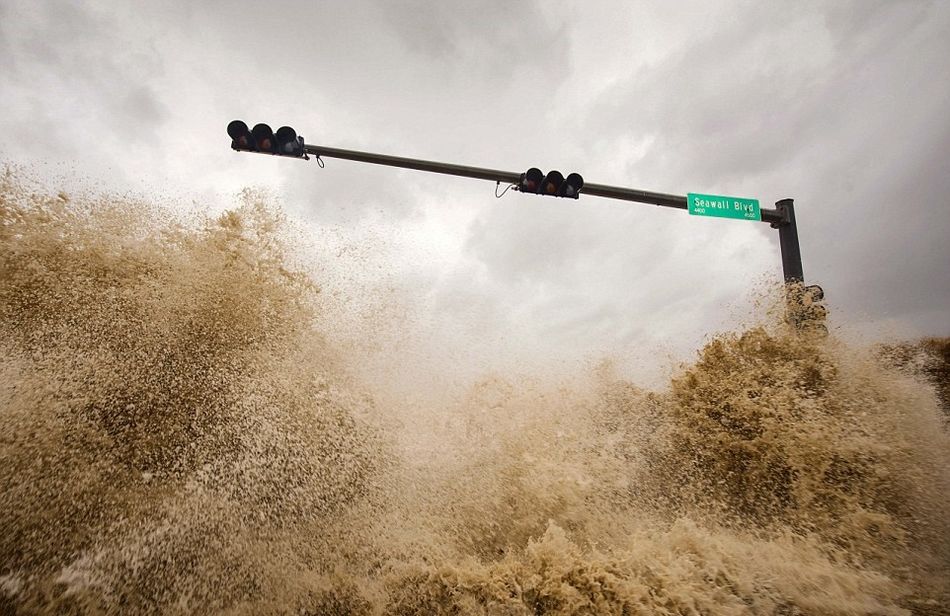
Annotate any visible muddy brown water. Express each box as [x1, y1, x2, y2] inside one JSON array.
[[1, 175, 948, 615]]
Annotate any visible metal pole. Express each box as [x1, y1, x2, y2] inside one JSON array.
[[303, 144, 522, 184], [772, 198, 804, 283], [302, 142, 785, 224]]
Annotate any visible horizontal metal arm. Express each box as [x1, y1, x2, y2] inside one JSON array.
[[301, 142, 783, 224], [582, 183, 687, 209], [303, 144, 522, 184]]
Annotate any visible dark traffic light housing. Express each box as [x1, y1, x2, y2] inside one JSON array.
[[801, 284, 827, 321], [227, 120, 252, 149], [227, 120, 307, 159], [519, 168, 544, 193], [275, 126, 303, 156], [518, 168, 583, 199], [788, 283, 827, 333], [559, 173, 584, 198]]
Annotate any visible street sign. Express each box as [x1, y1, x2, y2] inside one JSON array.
[[688, 193, 761, 221]]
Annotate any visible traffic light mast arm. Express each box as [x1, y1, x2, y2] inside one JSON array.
[[581, 182, 686, 209], [301, 142, 784, 224], [302, 144, 522, 184]]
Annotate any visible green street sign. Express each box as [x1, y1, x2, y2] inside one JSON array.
[[688, 193, 761, 221]]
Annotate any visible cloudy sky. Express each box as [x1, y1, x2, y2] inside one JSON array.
[[2, 0, 948, 387]]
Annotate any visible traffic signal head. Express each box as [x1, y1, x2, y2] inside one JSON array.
[[803, 285, 824, 302], [251, 123, 276, 153], [227, 120, 308, 158], [788, 283, 828, 333], [802, 284, 828, 321], [558, 173, 584, 199], [275, 126, 303, 156], [518, 168, 584, 199], [520, 168, 544, 194], [542, 171, 564, 195], [227, 120, 252, 150]]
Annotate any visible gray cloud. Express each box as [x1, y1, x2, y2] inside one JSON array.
[[0, 0, 170, 182], [379, 0, 570, 80], [571, 0, 950, 332]]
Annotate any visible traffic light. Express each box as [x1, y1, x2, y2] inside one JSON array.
[[520, 168, 544, 193], [541, 170, 564, 195], [227, 120, 253, 150], [251, 123, 276, 153], [275, 126, 305, 156], [802, 284, 827, 322], [559, 173, 584, 198], [788, 283, 827, 332], [227, 120, 307, 158], [518, 168, 584, 199]]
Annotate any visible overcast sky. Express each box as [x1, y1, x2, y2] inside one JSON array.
[[2, 0, 948, 388]]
